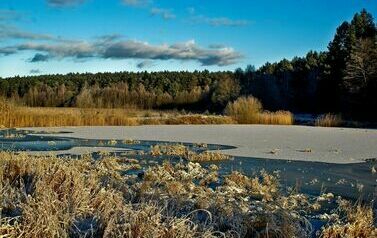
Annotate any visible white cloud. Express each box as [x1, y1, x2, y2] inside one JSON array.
[[2, 38, 242, 66], [150, 8, 176, 20]]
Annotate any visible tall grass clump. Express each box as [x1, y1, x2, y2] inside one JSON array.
[[0, 97, 13, 128], [150, 144, 232, 162], [320, 199, 377, 238], [225, 96, 262, 124], [225, 96, 293, 125], [315, 113, 343, 127]]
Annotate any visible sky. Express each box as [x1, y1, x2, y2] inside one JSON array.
[[0, 0, 376, 77]]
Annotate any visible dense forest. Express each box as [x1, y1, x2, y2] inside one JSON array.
[[1, 10, 376, 120]]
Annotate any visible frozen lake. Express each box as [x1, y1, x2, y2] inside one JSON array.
[[24, 125, 377, 164], [1, 125, 376, 203]]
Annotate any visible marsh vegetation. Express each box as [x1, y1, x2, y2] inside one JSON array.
[[225, 96, 293, 125], [1, 151, 375, 238]]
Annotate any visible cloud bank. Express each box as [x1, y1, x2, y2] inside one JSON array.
[[1, 39, 242, 66], [0, 24, 55, 40]]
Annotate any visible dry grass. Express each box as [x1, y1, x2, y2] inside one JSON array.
[[0, 152, 205, 237], [320, 199, 377, 238], [225, 96, 294, 125], [0, 100, 234, 127], [141, 115, 235, 125], [0, 152, 317, 238], [186, 151, 232, 162], [2, 97, 295, 127], [2, 151, 374, 237], [150, 144, 232, 162], [257, 111, 294, 125], [315, 114, 343, 127], [150, 144, 188, 156]]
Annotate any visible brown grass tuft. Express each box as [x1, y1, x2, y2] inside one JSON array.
[[150, 144, 232, 162], [320, 199, 377, 238], [315, 113, 343, 127], [225, 96, 293, 125]]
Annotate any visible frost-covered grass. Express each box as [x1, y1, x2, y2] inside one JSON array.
[[0, 152, 311, 237], [150, 144, 232, 162], [0, 151, 374, 237]]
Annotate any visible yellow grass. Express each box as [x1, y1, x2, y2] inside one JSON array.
[[2, 97, 294, 127], [0, 104, 234, 127], [150, 144, 232, 162], [225, 96, 294, 125], [315, 113, 343, 127], [0, 152, 315, 237], [257, 111, 294, 125], [1, 151, 374, 237], [320, 200, 377, 238]]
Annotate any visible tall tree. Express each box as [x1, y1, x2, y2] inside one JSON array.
[[343, 38, 377, 118]]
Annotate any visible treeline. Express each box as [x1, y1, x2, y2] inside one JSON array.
[[236, 9, 377, 120], [0, 10, 376, 120], [0, 71, 239, 111]]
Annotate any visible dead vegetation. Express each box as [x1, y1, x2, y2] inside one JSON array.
[[0, 151, 323, 238], [0, 98, 234, 127], [1, 96, 294, 128], [320, 199, 377, 238], [315, 113, 343, 127], [225, 96, 294, 125], [150, 144, 232, 162], [0, 152, 375, 237]]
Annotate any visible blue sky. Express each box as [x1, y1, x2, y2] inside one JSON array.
[[0, 0, 376, 77]]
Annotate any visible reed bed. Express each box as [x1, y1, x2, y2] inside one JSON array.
[[225, 96, 294, 125], [256, 111, 294, 125], [1, 152, 375, 237], [0, 104, 234, 127], [315, 114, 343, 127], [0, 152, 316, 238]]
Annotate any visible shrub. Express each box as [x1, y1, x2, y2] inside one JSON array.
[[225, 96, 293, 125], [225, 96, 263, 124]]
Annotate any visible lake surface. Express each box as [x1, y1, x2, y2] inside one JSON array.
[[1, 128, 376, 235], [1, 128, 376, 203]]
